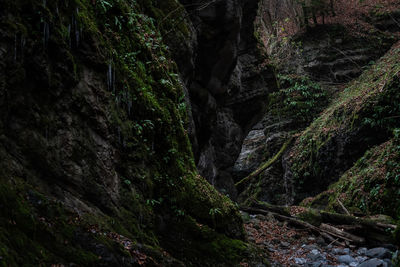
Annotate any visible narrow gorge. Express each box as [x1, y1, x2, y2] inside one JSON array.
[[0, 0, 400, 266]]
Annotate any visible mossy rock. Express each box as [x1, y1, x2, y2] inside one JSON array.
[[297, 209, 323, 226], [306, 133, 400, 219], [288, 42, 400, 203], [160, 215, 268, 266], [0, 0, 248, 265]]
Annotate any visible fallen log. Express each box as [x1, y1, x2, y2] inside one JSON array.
[[235, 137, 293, 191], [240, 206, 321, 235], [250, 201, 397, 233], [336, 198, 350, 215], [319, 211, 396, 244], [251, 201, 291, 217], [240, 205, 395, 245], [335, 224, 363, 232], [319, 211, 395, 229], [241, 207, 361, 244], [321, 233, 345, 247], [376, 222, 397, 230], [252, 201, 397, 231], [320, 223, 365, 244]]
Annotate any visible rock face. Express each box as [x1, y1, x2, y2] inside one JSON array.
[[234, 15, 399, 205], [235, 114, 295, 204], [0, 1, 255, 265], [175, 0, 276, 198], [233, 127, 267, 178], [291, 24, 397, 83], [287, 40, 400, 206]]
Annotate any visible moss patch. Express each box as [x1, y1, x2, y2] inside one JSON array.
[[0, 178, 103, 265], [160, 215, 261, 266], [305, 133, 400, 220], [288, 42, 400, 201]]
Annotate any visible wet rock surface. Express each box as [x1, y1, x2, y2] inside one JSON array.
[[281, 23, 396, 84], [243, 212, 398, 267], [175, 0, 276, 198]]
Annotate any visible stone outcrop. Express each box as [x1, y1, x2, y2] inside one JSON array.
[[175, 0, 275, 198], [234, 10, 399, 205], [290, 25, 395, 83], [0, 1, 261, 265]]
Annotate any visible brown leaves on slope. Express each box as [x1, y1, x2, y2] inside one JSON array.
[[318, 0, 400, 36]]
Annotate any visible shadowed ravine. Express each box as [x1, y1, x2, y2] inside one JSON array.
[[0, 0, 400, 266], [179, 0, 400, 266]]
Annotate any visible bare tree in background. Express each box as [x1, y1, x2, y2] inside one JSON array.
[[298, 0, 336, 27]]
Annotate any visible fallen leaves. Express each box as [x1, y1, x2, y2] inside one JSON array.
[[244, 215, 341, 266], [290, 206, 308, 216]]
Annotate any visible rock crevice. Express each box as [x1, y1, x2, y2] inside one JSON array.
[[175, 0, 276, 198]]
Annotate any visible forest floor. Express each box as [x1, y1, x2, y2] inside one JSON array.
[[242, 211, 398, 267], [280, 0, 400, 39], [325, 0, 400, 33]]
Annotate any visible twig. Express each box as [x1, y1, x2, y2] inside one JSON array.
[[196, 0, 220, 11], [384, 115, 400, 120], [235, 137, 293, 189], [328, 237, 340, 247], [332, 47, 362, 70], [337, 198, 350, 215], [388, 13, 400, 29], [322, 232, 345, 246], [320, 223, 365, 244]]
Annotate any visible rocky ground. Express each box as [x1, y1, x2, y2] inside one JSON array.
[[243, 212, 399, 267]]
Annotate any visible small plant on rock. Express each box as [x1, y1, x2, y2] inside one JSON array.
[[270, 74, 328, 124]]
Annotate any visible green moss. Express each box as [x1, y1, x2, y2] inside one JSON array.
[[177, 172, 245, 239], [236, 137, 293, 189], [162, 216, 249, 266], [0, 179, 101, 265], [297, 209, 323, 226], [289, 43, 400, 198], [143, 0, 191, 38], [308, 134, 400, 219]]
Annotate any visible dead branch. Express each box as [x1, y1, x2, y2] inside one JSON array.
[[240, 205, 396, 245], [336, 198, 350, 215], [320, 223, 365, 244]]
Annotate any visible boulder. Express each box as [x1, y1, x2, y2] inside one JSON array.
[[366, 248, 393, 260], [358, 258, 388, 267]]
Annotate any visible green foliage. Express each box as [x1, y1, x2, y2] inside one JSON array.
[[209, 208, 222, 216], [270, 74, 327, 124], [97, 0, 113, 13], [393, 128, 400, 139], [361, 79, 400, 131]]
